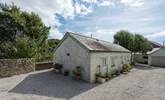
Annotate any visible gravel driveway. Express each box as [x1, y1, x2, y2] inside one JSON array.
[[0, 64, 165, 100]]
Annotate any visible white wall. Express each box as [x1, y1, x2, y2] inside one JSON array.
[[54, 36, 91, 81], [90, 52, 131, 82], [149, 48, 165, 66]]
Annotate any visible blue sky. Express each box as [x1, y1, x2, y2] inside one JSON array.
[[1, 0, 165, 44]]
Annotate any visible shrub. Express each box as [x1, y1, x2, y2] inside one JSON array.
[[72, 66, 82, 80], [95, 72, 102, 78], [95, 72, 106, 80], [123, 64, 133, 72], [72, 66, 82, 76]]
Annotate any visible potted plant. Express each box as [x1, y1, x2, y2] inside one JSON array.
[[54, 63, 63, 73], [105, 72, 112, 81], [64, 70, 69, 76], [72, 66, 82, 80], [95, 72, 106, 83], [122, 64, 132, 74]]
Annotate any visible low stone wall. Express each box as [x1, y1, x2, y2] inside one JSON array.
[[0, 58, 35, 78], [35, 62, 54, 71]]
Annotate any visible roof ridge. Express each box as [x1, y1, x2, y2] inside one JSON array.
[[67, 31, 114, 45]]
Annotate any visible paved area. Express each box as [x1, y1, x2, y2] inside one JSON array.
[[0, 65, 165, 100]]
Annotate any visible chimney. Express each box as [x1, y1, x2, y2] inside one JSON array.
[[91, 34, 93, 38], [163, 41, 165, 47]]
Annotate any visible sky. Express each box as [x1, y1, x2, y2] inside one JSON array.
[[0, 0, 165, 44]]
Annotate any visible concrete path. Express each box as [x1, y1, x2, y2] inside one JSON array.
[[0, 65, 165, 100]]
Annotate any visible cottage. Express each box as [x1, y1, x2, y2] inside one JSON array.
[[134, 41, 162, 64], [54, 32, 131, 82], [148, 47, 165, 67]]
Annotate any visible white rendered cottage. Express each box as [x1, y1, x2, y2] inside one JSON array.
[[148, 47, 165, 67], [54, 32, 131, 83]]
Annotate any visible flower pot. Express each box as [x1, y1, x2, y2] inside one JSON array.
[[75, 75, 81, 80], [97, 77, 106, 83], [105, 77, 110, 81], [64, 71, 69, 76]]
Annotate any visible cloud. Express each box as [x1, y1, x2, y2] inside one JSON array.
[[98, 1, 114, 6], [146, 31, 165, 38], [121, 0, 144, 7], [84, 29, 118, 42], [74, 2, 92, 15], [2, 0, 164, 43], [0, 0, 94, 39]]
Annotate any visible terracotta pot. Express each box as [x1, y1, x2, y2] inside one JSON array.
[[75, 75, 81, 80], [105, 77, 109, 81]]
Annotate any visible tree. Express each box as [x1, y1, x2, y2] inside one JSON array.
[[134, 34, 153, 53], [113, 30, 153, 63], [0, 3, 52, 61], [114, 30, 134, 51], [114, 30, 152, 53], [48, 39, 60, 52]]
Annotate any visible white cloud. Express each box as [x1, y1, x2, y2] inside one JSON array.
[[98, 1, 114, 6], [74, 2, 92, 15], [85, 29, 118, 42], [48, 28, 63, 39], [81, 0, 98, 3], [0, 0, 93, 39], [0, 0, 146, 39], [121, 0, 144, 7], [147, 31, 165, 38]]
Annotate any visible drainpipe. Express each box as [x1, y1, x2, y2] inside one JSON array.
[[163, 41, 165, 48]]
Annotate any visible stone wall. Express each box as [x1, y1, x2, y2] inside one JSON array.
[[0, 58, 35, 78], [35, 62, 53, 70]]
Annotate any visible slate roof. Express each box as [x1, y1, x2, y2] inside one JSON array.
[[150, 41, 162, 48], [68, 32, 130, 53], [147, 48, 160, 55]]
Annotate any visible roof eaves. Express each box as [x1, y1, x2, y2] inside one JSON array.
[[89, 50, 130, 53]]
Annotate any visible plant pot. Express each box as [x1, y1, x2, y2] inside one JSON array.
[[54, 69, 60, 73], [97, 77, 106, 83], [64, 72, 69, 76], [105, 77, 109, 81], [123, 71, 128, 74], [75, 75, 81, 80]]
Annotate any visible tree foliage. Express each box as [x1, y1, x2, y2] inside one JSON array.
[[0, 3, 60, 61], [114, 30, 134, 51], [113, 30, 153, 53]]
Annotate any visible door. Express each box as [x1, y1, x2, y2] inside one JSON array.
[[100, 57, 108, 75], [151, 56, 165, 67]]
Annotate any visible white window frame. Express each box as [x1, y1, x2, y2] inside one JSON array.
[[111, 56, 116, 67], [100, 57, 107, 67]]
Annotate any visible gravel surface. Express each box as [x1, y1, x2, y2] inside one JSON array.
[[0, 65, 165, 100]]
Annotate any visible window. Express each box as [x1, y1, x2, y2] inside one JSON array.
[[143, 56, 148, 59], [127, 56, 130, 61], [100, 57, 107, 67], [111, 56, 116, 67], [121, 56, 124, 64], [66, 53, 70, 56]]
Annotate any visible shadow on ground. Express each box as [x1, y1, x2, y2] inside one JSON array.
[[134, 64, 160, 70], [9, 70, 98, 99]]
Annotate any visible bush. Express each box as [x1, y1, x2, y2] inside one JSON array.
[[123, 64, 133, 72], [72, 66, 82, 80], [72, 66, 82, 76]]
